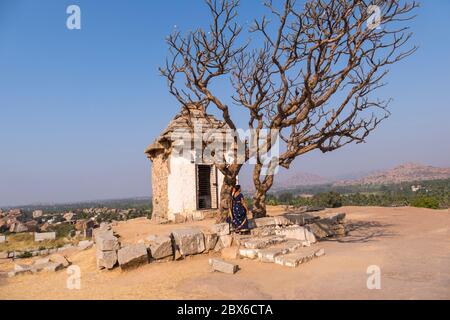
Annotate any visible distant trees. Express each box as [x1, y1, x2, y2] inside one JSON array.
[[410, 196, 440, 210]]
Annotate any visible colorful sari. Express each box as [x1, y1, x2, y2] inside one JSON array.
[[227, 192, 249, 231]]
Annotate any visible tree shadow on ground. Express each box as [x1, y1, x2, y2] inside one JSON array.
[[325, 220, 397, 244]]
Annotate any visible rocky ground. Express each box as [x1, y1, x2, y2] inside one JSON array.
[[0, 206, 449, 300]]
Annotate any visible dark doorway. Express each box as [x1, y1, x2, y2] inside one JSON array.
[[196, 165, 212, 210]]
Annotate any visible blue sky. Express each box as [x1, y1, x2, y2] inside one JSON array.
[[0, 0, 449, 206]]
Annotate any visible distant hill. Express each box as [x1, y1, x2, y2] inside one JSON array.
[[242, 170, 331, 192], [334, 163, 450, 186]]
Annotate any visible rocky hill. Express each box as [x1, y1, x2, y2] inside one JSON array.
[[334, 163, 450, 186]]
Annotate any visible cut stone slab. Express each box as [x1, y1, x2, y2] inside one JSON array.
[[242, 235, 287, 249], [202, 231, 218, 252], [239, 248, 260, 260], [32, 262, 64, 273], [96, 249, 117, 270], [258, 248, 286, 263], [209, 258, 238, 274], [283, 214, 306, 226], [274, 248, 324, 268], [49, 254, 70, 268], [172, 228, 205, 256], [248, 217, 276, 229], [117, 243, 149, 270], [273, 216, 293, 226], [96, 234, 120, 251], [210, 223, 230, 236], [145, 235, 173, 260], [275, 226, 308, 241], [257, 240, 303, 263], [93, 228, 114, 243]]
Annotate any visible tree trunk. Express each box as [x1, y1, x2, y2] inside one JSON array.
[[216, 164, 241, 222], [252, 163, 275, 218], [252, 187, 267, 218]]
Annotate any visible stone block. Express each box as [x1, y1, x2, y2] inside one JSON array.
[[242, 236, 287, 249], [210, 223, 230, 236], [93, 227, 114, 243], [238, 248, 259, 259], [96, 249, 117, 270], [49, 254, 70, 267], [0, 251, 8, 259], [0, 235, 5, 243], [96, 234, 119, 251], [275, 226, 308, 241], [274, 248, 323, 268], [172, 228, 205, 256], [202, 231, 218, 252], [145, 235, 173, 260], [117, 243, 149, 270], [209, 258, 238, 274]]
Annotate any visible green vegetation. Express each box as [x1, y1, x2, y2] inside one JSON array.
[[0, 232, 70, 252], [264, 179, 450, 209], [410, 196, 440, 209]]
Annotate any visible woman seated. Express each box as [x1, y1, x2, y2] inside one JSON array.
[[227, 185, 250, 233]]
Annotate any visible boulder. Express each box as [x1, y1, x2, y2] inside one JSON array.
[[172, 228, 205, 256], [210, 223, 230, 236], [96, 234, 119, 251], [209, 258, 238, 274], [145, 235, 173, 260], [49, 254, 70, 267], [96, 249, 117, 270], [117, 243, 149, 270]]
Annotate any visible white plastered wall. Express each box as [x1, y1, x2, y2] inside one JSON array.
[[166, 154, 227, 221]]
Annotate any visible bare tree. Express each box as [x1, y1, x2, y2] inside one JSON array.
[[160, 0, 246, 219], [161, 0, 418, 218], [232, 0, 418, 217]]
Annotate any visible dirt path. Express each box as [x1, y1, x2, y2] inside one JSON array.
[[0, 206, 449, 300]]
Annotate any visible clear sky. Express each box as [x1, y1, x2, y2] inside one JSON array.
[[0, 0, 449, 206]]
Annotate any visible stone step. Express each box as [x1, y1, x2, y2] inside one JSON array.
[[274, 247, 325, 268], [242, 235, 287, 250], [257, 240, 308, 263]]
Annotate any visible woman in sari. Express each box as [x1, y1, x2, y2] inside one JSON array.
[[227, 185, 250, 233]]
